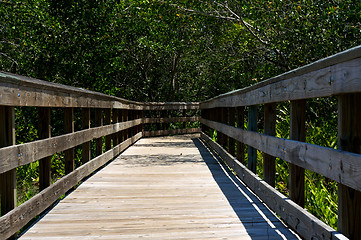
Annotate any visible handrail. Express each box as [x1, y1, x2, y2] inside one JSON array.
[[0, 73, 200, 239], [199, 46, 361, 240]]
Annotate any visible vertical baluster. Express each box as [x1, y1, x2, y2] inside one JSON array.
[[263, 103, 276, 187], [289, 100, 306, 207], [248, 105, 257, 173], [228, 107, 235, 156], [338, 93, 361, 239], [95, 109, 103, 156], [64, 108, 74, 174], [38, 107, 51, 190], [183, 109, 187, 129], [112, 109, 119, 147], [236, 107, 245, 164], [82, 108, 91, 163], [104, 108, 111, 151], [0, 106, 16, 218]]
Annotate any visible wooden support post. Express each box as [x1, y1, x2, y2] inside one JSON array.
[[0, 106, 16, 217], [236, 107, 245, 164], [248, 105, 257, 173], [263, 103, 276, 187], [124, 109, 129, 140], [112, 109, 119, 146], [220, 107, 227, 148], [64, 108, 74, 174], [119, 109, 124, 142], [38, 107, 51, 191], [289, 100, 306, 207], [162, 110, 167, 131], [104, 108, 111, 151], [81, 108, 91, 163], [228, 107, 235, 156], [216, 107, 222, 145], [183, 109, 187, 129], [338, 93, 361, 239], [95, 108, 103, 156], [141, 110, 144, 135]]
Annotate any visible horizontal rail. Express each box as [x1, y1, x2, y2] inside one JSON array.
[[143, 102, 199, 110], [143, 116, 199, 124], [201, 46, 361, 108], [201, 118, 361, 192], [143, 128, 201, 137], [200, 133, 346, 240], [0, 132, 142, 239], [0, 119, 142, 174]]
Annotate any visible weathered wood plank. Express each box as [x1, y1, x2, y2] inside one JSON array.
[[200, 132, 345, 240], [0, 119, 143, 174], [263, 103, 276, 187], [0, 132, 142, 239], [0, 106, 16, 218], [200, 118, 361, 192], [38, 107, 51, 191], [248, 105, 257, 173], [143, 128, 201, 137], [0, 72, 144, 110], [64, 108, 75, 174], [142, 116, 199, 124], [337, 93, 361, 239], [200, 49, 361, 109], [81, 108, 91, 163], [289, 100, 306, 207]]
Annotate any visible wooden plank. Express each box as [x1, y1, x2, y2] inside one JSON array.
[[200, 118, 361, 193], [200, 54, 361, 109], [38, 107, 51, 191], [104, 109, 112, 151], [236, 107, 245, 164], [143, 128, 201, 137], [81, 108, 91, 163], [200, 132, 346, 240], [337, 93, 361, 239], [0, 119, 143, 174], [248, 105, 257, 173], [0, 72, 144, 110], [0, 132, 142, 239], [142, 102, 199, 110], [263, 103, 276, 187], [64, 108, 75, 174], [228, 108, 235, 157], [289, 100, 306, 207], [0, 106, 16, 217], [142, 117, 200, 124], [95, 109, 103, 156]]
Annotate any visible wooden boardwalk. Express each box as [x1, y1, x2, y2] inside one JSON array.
[[20, 134, 300, 240]]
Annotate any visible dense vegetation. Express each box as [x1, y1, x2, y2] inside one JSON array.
[[1, 0, 361, 230]]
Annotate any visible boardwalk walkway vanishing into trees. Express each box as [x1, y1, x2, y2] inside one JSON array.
[[19, 135, 299, 240], [2, 46, 361, 240]]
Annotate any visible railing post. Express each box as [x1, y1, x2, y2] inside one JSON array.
[[38, 107, 51, 190], [220, 107, 227, 148], [0, 106, 16, 218], [112, 109, 119, 146], [263, 103, 276, 187], [248, 105, 257, 173], [236, 107, 245, 164], [82, 108, 91, 163], [64, 108, 75, 174], [95, 109, 103, 156], [338, 93, 361, 239], [119, 109, 125, 142], [183, 109, 187, 129], [289, 100, 306, 207], [104, 108, 112, 151], [228, 107, 235, 156]]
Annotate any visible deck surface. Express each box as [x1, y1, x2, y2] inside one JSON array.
[[20, 134, 300, 239]]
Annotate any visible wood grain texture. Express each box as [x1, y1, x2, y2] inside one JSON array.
[[200, 133, 345, 240], [200, 55, 361, 109], [0, 132, 142, 239], [19, 134, 299, 240], [337, 93, 361, 239], [38, 107, 51, 191], [200, 118, 361, 192], [0, 119, 143, 174], [143, 128, 201, 137], [263, 103, 276, 187]]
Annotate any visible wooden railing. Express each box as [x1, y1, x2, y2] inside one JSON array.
[[199, 46, 361, 240], [0, 72, 199, 239]]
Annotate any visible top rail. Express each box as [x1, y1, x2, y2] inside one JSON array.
[[201, 45, 361, 108]]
